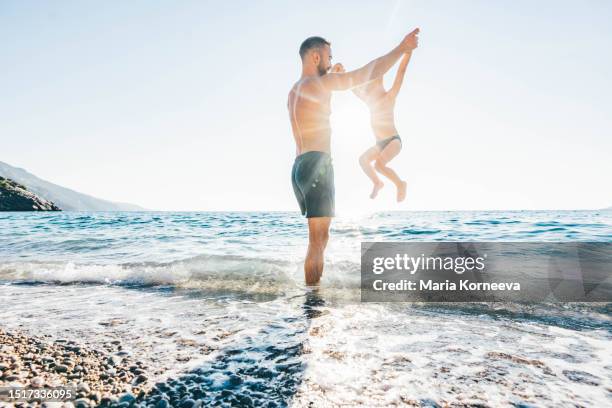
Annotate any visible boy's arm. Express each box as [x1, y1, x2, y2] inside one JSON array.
[[387, 52, 412, 98], [321, 28, 419, 91]]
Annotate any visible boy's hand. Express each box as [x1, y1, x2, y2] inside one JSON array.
[[401, 28, 420, 52], [331, 63, 345, 73]]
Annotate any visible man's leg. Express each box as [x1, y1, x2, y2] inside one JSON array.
[[304, 216, 331, 285], [359, 146, 384, 199], [374, 140, 407, 202]]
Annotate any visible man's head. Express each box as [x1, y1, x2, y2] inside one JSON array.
[[299, 36, 332, 76]]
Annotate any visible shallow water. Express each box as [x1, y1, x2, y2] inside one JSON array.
[[1, 211, 611, 406]]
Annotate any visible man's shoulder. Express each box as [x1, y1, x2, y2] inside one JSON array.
[[296, 76, 326, 89], [292, 77, 329, 99]]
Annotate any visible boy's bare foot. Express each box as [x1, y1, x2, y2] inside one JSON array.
[[397, 181, 407, 202], [370, 181, 384, 199]]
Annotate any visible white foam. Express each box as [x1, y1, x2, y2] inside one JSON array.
[[0, 253, 364, 294]]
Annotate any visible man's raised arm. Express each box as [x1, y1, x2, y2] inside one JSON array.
[[321, 28, 419, 91]]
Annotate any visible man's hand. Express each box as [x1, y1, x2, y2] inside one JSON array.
[[321, 28, 420, 91], [331, 63, 345, 73], [401, 28, 420, 52]]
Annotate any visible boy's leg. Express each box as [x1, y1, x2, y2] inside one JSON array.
[[374, 140, 407, 202], [359, 146, 384, 199]]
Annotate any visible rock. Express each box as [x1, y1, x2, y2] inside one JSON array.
[[236, 395, 253, 406], [119, 392, 136, 404], [155, 399, 170, 408], [88, 392, 101, 403], [77, 382, 90, 394], [30, 377, 44, 387], [100, 396, 118, 405], [0, 177, 61, 211], [228, 374, 242, 387], [55, 364, 69, 373], [108, 355, 122, 366], [563, 370, 601, 386], [179, 398, 196, 408], [133, 374, 148, 385], [191, 385, 206, 399], [74, 398, 91, 408]]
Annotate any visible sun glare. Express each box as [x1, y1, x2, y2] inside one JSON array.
[[330, 94, 394, 216]]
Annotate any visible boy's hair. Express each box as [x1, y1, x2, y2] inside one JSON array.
[[299, 36, 330, 59]]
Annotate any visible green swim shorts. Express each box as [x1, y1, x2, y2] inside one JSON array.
[[291, 151, 335, 218]]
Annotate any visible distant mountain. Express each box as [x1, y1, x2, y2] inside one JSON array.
[[0, 161, 145, 211], [0, 176, 61, 211]]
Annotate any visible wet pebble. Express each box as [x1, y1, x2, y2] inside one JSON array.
[[155, 399, 170, 408], [133, 374, 148, 384], [563, 370, 601, 386], [74, 397, 91, 408], [179, 398, 197, 408], [119, 392, 136, 404]]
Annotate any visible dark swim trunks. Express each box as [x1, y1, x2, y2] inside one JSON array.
[[291, 151, 335, 218], [376, 134, 402, 151]]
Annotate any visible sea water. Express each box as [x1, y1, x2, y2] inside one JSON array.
[[1, 211, 611, 406]]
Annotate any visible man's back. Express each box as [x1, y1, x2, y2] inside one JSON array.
[[288, 77, 332, 155]]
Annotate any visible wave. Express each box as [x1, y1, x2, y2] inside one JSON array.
[[0, 254, 362, 293]]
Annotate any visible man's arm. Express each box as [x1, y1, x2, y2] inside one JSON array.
[[387, 52, 412, 98], [321, 28, 419, 91], [332, 63, 369, 100], [332, 63, 367, 99]]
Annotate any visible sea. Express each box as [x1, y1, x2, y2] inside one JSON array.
[[1, 210, 611, 407]]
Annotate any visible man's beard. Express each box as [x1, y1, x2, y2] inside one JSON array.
[[317, 63, 329, 76]]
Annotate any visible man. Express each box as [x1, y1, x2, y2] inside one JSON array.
[[288, 28, 420, 285]]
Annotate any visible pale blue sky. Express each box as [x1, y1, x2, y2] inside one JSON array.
[[2, 1, 611, 211]]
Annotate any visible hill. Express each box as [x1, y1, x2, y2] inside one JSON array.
[[0, 161, 145, 211]]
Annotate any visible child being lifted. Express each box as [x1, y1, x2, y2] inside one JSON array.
[[333, 32, 417, 202]]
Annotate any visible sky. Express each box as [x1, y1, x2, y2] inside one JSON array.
[[1, 0, 611, 212]]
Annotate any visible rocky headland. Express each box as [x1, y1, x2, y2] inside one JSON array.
[[0, 177, 60, 211]]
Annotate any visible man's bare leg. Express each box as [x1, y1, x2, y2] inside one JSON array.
[[374, 140, 406, 202], [359, 146, 384, 199], [304, 217, 331, 285]]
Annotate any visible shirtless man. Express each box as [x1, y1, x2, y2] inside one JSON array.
[[288, 29, 420, 285]]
